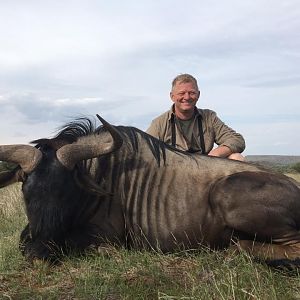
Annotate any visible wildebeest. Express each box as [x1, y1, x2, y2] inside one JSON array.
[[1, 115, 300, 267]]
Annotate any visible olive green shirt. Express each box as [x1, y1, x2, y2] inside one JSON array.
[[146, 106, 245, 154]]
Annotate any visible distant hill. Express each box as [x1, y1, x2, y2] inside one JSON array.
[[245, 155, 300, 167]]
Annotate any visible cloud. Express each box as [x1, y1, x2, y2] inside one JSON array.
[[53, 97, 103, 107], [0, 92, 143, 124]]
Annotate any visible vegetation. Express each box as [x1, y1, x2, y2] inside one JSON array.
[[292, 163, 300, 173], [0, 161, 17, 173], [253, 162, 300, 175], [1, 179, 300, 299]]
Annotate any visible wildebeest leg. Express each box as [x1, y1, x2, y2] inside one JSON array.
[[209, 171, 300, 266], [233, 240, 300, 267], [20, 222, 122, 263], [19, 224, 55, 262], [19, 223, 99, 262], [63, 223, 124, 254], [19, 223, 30, 253], [64, 224, 105, 250]]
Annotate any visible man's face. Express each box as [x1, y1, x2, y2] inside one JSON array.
[[170, 81, 200, 114]]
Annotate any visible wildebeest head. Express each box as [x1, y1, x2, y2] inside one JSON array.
[[0, 115, 123, 260]]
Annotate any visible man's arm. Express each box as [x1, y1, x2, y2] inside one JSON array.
[[209, 111, 245, 155], [208, 145, 233, 157]]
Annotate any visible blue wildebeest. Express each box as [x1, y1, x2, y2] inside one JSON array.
[[0, 115, 300, 266]]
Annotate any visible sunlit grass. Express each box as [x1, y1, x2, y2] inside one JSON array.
[[0, 183, 24, 218], [285, 172, 300, 182]]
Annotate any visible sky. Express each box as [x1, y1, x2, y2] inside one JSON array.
[[0, 0, 299, 155]]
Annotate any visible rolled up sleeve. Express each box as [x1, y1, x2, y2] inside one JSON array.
[[210, 111, 245, 153]]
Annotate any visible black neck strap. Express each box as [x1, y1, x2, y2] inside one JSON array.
[[197, 115, 206, 154], [171, 114, 176, 147]]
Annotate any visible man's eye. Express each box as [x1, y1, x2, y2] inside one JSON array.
[[177, 92, 196, 96]]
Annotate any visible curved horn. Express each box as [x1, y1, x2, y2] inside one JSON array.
[[56, 115, 123, 170], [96, 114, 123, 149], [0, 145, 42, 173]]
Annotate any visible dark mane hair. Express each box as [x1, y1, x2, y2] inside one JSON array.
[[55, 117, 98, 142], [114, 125, 192, 167], [34, 117, 186, 165], [30, 117, 189, 195], [31, 117, 99, 150]]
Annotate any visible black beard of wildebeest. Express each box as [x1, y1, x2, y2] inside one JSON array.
[[20, 120, 110, 262], [1, 115, 300, 267]]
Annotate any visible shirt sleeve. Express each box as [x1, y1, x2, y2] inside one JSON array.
[[210, 111, 246, 153]]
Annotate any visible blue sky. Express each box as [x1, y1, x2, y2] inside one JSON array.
[[0, 0, 299, 155]]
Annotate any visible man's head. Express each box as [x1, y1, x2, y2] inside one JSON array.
[[170, 74, 200, 118]]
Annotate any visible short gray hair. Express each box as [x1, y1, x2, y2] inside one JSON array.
[[171, 74, 199, 91]]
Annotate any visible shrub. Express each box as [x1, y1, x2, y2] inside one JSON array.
[[291, 162, 300, 173], [0, 161, 18, 172]]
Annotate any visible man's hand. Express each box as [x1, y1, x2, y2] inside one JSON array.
[[208, 145, 232, 158]]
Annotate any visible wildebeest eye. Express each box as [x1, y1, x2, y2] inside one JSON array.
[[17, 169, 28, 183]]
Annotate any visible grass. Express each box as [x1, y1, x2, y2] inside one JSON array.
[[285, 173, 300, 182], [1, 178, 300, 299]]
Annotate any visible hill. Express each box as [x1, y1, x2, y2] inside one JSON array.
[[245, 155, 300, 168]]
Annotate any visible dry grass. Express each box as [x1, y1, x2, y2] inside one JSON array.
[[0, 183, 24, 218], [285, 173, 300, 182]]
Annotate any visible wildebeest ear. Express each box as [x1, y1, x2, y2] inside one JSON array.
[[0, 168, 26, 188]]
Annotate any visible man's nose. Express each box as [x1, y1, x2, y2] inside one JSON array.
[[183, 92, 190, 100]]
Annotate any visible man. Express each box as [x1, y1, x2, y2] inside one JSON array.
[[146, 74, 245, 160]]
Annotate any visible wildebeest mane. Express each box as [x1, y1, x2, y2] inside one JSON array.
[[31, 116, 190, 159], [31, 117, 98, 150], [116, 125, 190, 167], [29, 117, 192, 196]]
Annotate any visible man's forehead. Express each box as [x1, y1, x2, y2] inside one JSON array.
[[174, 81, 198, 90]]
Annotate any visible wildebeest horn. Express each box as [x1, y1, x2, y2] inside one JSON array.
[[96, 114, 123, 148], [0, 145, 42, 173], [56, 115, 123, 170]]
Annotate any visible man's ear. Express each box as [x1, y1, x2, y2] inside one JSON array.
[[170, 91, 175, 102], [0, 168, 26, 188]]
